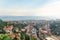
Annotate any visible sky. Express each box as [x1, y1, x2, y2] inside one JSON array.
[[0, 0, 60, 19]]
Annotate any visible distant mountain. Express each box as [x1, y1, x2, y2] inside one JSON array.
[[0, 16, 55, 21]]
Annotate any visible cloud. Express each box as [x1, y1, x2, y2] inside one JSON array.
[[0, 9, 34, 16], [0, 0, 60, 19], [33, 1, 60, 18]]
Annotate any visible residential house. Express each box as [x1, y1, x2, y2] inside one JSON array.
[[25, 25, 37, 37], [3, 25, 13, 34]]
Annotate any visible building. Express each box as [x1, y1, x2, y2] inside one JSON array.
[[3, 25, 13, 34]]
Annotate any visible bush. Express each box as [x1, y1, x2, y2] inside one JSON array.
[[0, 34, 12, 40]]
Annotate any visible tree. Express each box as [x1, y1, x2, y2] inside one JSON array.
[[50, 21, 60, 36]]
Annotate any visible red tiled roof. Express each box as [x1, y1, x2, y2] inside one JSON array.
[[4, 26, 13, 30]]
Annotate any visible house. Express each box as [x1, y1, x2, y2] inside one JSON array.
[[10, 32, 21, 40], [15, 33, 21, 40], [39, 24, 51, 36], [31, 28, 37, 38], [46, 36, 59, 40], [25, 25, 37, 38], [3, 25, 13, 34], [13, 27, 19, 33], [10, 33, 15, 39], [21, 28, 25, 32]]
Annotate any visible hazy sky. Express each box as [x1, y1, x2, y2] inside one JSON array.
[[0, 0, 60, 18]]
